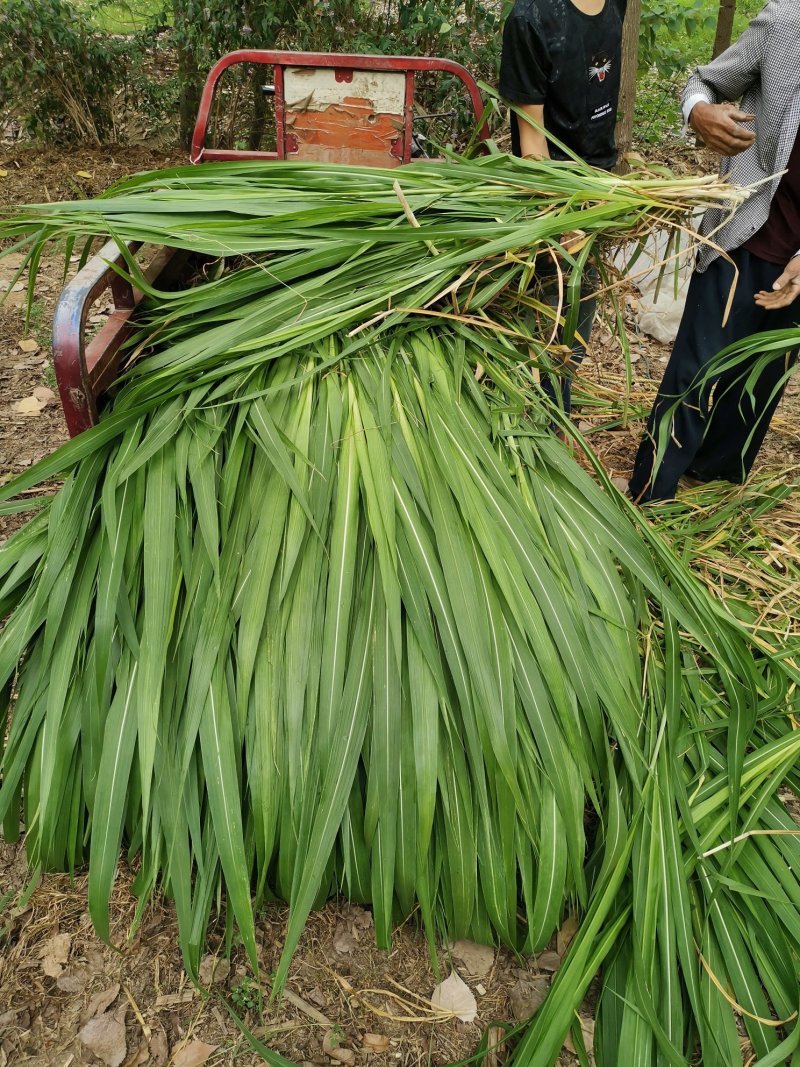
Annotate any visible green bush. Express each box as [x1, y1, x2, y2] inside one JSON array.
[[639, 0, 716, 79], [166, 0, 508, 147], [0, 0, 507, 150], [633, 0, 767, 148], [0, 0, 128, 143]]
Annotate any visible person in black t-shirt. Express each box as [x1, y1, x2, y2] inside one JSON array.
[[499, 0, 627, 415], [500, 0, 626, 167]]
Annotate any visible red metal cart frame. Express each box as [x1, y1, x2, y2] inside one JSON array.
[[191, 50, 489, 165], [52, 50, 489, 436]]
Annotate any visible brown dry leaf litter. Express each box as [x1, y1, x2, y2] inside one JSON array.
[[430, 972, 478, 1024], [448, 940, 494, 979], [0, 850, 588, 1067], [172, 1038, 219, 1066], [78, 1009, 128, 1067], [38, 933, 72, 978]]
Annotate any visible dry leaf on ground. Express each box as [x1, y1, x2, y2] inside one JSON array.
[[56, 969, 88, 993], [564, 1016, 596, 1065], [348, 905, 373, 931], [82, 983, 121, 1024], [306, 986, 327, 1007], [13, 396, 46, 417], [361, 1033, 390, 1053], [332, 923, 358, 955], [172, 1039, 218, 1067], [509, 978, 549, 1022], [18, 339, 39, 354], [322, 1029, 355, 1065], [431, 971, 478, 1023], [537, 952, 562, 974], [148, 1030, 169, 1066], [39, 932, 71, 977], [79, 1015, 127, 1067], [449, 939, 495, 977], [198, 954, 231, 986], [556, 914, 579, 957], [124, 1041, 150, 1067], [32, 386, 55, 403]]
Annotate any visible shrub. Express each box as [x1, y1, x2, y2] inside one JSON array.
[[0, 0, 129, 143], [167, 0, 508, 147]]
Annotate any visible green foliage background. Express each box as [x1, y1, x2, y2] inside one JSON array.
[[635, 0, 765, 145], [0, 0, 775, 147]]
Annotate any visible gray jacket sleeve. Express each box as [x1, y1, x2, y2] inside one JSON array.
[[681, 0, 776, 109]]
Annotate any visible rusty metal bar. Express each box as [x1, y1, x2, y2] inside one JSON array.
[[53, 242, 178, 436]]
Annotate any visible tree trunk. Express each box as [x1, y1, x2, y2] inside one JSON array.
[[615, 0, 641, 171], [173, 0, 204, 149], [178, 68, 203, 150], [712, 0, 736, 58]]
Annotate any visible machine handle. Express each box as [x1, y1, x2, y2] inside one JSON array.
[[53, 241, 177, 436]]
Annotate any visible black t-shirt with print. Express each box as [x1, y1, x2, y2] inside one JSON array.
[[499, 0, 627, 170]]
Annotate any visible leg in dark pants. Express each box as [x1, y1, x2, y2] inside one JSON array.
[[691, 349, 796, 482], [629, 247, 799, 502]]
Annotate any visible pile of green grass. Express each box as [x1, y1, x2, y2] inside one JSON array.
[[1, 154, 799, 1067]]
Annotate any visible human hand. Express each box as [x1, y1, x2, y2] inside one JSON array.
[[755, 256, 800, 310], [689, 101, 756, 156]]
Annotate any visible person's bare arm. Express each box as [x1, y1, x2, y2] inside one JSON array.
[[515, 104, 587, 253], [517, 103, 549, 159]]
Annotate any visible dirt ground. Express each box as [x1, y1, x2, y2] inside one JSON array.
[[0, 139, 798, 1067], [1, 842, 567, 1067]]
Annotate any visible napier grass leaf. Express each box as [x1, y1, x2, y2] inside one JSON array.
[[1, 154, 798, 1067]]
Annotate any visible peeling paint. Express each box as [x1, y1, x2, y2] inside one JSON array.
[[285, 67, 405, 114], [284, 67, 406, 165]]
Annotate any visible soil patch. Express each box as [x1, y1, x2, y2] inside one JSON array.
[[0, 145, 184, 208], [1, 845, 581, 1067]]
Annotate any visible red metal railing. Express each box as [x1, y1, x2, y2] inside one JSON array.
[[190, 51, 489, 165]]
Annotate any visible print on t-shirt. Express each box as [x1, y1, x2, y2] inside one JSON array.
[[589, 55, 612, 83], [589, 53, 615, 124]]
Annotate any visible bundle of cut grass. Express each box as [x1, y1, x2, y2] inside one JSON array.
[[650, 473, 800, 643], [1, 154, 800, 1067]]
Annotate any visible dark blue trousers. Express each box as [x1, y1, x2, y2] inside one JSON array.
[[629, 248, 800, 503]]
